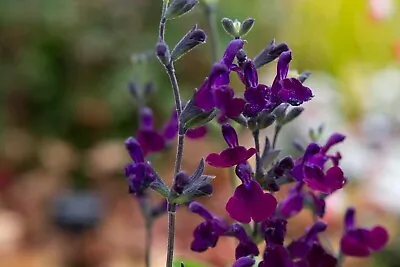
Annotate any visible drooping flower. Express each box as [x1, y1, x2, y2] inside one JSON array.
[[214, 86, 246, 123], [225, 163, 277, 223], [231, 223, 259, 259], [124, 137, 157, 195], [189, 201, 230, 252], [206, 124, 256, 168], [136, 107, 166, 155], [340, 207, 389, 257]]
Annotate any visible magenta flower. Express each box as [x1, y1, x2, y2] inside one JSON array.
[[340, 207, 389, 257], [136, 107, 165, 156], [214, 86, 246, 123], [303, 165, 345, 194], [189, 201, 230, 252], [259, 245, 295, 267], [124, 137, 157, 195], [206, 124, 256, 168], [225, 163, 277, 223]]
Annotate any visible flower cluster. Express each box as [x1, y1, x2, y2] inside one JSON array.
[[124, 1, 390, 267]]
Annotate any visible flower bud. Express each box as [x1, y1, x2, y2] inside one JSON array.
[[239, 18, 255, 37], [283, 107, 304, 124], [171, 25, 207, 62], [156, 41, 170, 65], [221, 17, 237, 37], [253, 40, 290, 69], [165, 0, 199, 20]]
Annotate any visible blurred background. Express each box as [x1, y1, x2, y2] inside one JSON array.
[[0, 0, 400, 266]]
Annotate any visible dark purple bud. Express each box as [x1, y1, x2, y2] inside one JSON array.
[[171, 25, 207, 61], [165, 0, 199, 20], [222, 123, 239, 148], [139, 107, 154, 129], [253, 40, 290, 69], [156, 41, 170, 65], [278, 156, 294, 170], [243, 60, 258, 88], [125, 137, 145, 163], [144, 81, 156, 96], [239, 18, 255, 37], [344, 207, 356, 231], [174, 171, 189, 194]]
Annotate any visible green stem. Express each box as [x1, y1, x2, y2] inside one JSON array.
[[145, 221, 152, 267], [204, 3, 219, 61], [252, 130, 262, 178], [336, 250, 344, 267]]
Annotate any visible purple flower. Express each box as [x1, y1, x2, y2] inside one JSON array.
[[232, 257, 255, 267], [124, 137, 157, 195], [287, 221, 336, 266], [279, 182, 305, 218], [214, 87, 246, 123], [303, 165, 345, 194], [241, 50, 313, 117], [226, 163, 277, 223], [206, 124, 256, 168], [189, 201, 230, 252], [291, 135, 346, 194], [163, 109, 208, 140], [194, 39, 245, 111], [136, 107, 165, 156], [232, 223, 259, 259], [259, 245, 295, 267], [340, 207, 389, 257], [262, 217, 288, 247], [270, 51, 313, 106]]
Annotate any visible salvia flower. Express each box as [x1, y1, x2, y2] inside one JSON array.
[[226, 163, 277, 223], [193, 39, 245, 112], [270, 51, 313, 106], [262, 217, 288, 247], [292, 136, 346, 194], [340, 207, 389, 257], [206, 124, 256, 168], [287, 221, 336, 267], [231, 223, 259, 259], [189, 201, 230, 252], [124, 137, 157, 195], [232, 257, 255, 267], [259, 245, 295, 267], [136, 107, 166, 155]]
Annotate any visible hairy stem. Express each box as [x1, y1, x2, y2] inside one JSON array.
[[157, 2, 185, 266], [204, 3, 219, 61]]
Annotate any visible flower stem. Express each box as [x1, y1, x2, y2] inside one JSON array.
[[157, 2, 185, 266], [145, 221, 153, 267], [272, 125, 281, 149], [252, 130, 262, 178], [204, 3, 219, 61], [336, 250, 344, 267]]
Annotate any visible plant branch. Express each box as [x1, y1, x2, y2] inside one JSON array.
[[204, 3, 219, 61]]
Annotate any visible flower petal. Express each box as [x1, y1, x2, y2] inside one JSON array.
[[222, 124, 239, 147], [221, 39, 245, 67], [186, 126, 208, 139], [226, 195, 252, 223], [368, 226, 389, 251], [125, 137, 144, 163]]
